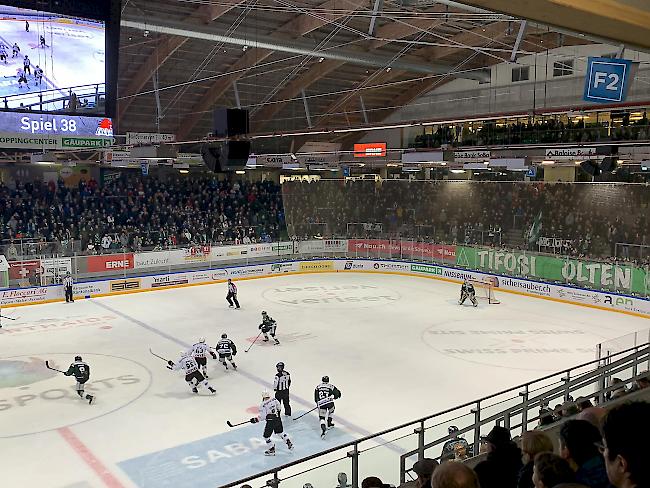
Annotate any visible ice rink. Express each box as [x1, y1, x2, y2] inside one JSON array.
[[0, 12, 104, 108], [1, 272, 646, 488]]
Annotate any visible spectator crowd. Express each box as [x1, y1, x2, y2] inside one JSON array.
[[348, 400, 649, 488], [412, 114, 650, 149], [1, 172, 285, 258], [282, 180, 649, 264]]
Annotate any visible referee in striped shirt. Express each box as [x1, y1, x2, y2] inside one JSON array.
[[274, 362, 291, 416]]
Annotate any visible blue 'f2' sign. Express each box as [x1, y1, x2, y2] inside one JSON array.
[[584, 57, 634, 103]]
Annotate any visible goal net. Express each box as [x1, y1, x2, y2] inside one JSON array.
[[469, 279, 500, 304]]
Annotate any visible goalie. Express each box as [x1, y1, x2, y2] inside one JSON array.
[[458, 280, 478, 307]]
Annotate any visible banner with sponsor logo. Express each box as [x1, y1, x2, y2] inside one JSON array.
[[40, 258, 72, 280], [455, 246, 649, 295], [8, 260, 40, 281], [348, 239, 456, 263], [1, 257, 648, 316], [87, 253, 135, 272], [297, 239, 348, 254]]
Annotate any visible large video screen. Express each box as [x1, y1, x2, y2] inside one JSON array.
[[0, 1, 118, 116]]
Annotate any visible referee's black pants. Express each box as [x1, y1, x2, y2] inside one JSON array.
[[65, 285, 73, 303], [275, 389, 291, 416]]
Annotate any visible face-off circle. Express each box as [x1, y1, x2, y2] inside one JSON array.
[[422, 319, 603, 370], [262, 283, 401, 309], [0, 353, 152, 437]]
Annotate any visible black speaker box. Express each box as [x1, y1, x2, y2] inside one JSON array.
[[213, 108, 249, 137], [201, 143, 222, 172], [201, 141, 251, 172], [579, 160, 601, 177], [222, 140, 251, 168], [600, 156, 618, 173]]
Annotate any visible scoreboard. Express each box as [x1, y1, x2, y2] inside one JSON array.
[[0, 112, 114, 149]]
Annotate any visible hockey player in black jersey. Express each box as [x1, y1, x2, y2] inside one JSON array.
[[458, 280, 478, 307], [314, 376, 341, 438], [64, 356, 94, 404], [274, 362, 291, 416], [259, 311, 279, 345], [216, 333, 237, 370]]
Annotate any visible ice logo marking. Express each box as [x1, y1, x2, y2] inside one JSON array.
[[0, 357, 57, 388]]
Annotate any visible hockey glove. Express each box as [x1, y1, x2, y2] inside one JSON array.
[[167, 360, 174, 366], [210, 352, 217, 360], [250, 417, 259, 424], [166, 365, 173, 370]]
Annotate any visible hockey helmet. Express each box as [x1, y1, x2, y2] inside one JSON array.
[[322, 375, 329, 383], [74, 355, 82, 362], [221, 333, 228, 339], [199, 337, 206, 343], [262, 390, 271, 400], [448, 425, 459, 434], [276, 362, 285, 370], [262, 311, 267, 316]]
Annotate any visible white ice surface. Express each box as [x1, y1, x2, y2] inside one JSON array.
[[0, 273, 646, 488]]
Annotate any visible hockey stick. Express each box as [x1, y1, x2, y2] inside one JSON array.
[[0, 314, 17, 320], [45, 360, 66, 374], [292, 405, 319, 421], [149, 348, 170, 363], [245, 331, 263, 353], [226, 419, 251, 428]]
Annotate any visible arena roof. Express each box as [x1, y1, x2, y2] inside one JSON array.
[[117, 0, 596, 143]]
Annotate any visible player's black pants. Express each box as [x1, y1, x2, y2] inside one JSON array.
[[226, 292, 240, 308], [65, 285, 73, 303], [275, 389, 291, 416]]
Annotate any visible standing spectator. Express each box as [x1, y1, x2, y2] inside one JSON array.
[[226, 278, 240, 309], [533, 453, 577, 488], [431, 461, 480, 488], [601, 401, 650, 488], [559, 420, 609, 488], [63, 271, 74, 303], [409, 458, 438, 488], [474, 426, 523, 488], [519, 431, 554, 488]]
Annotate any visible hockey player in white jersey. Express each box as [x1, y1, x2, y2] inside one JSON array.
[[216, 333, 237, 370], [249, 391, 294, 455], [190, 338, 217, 378], [314, 376, 342, 438], [167, 350, 216, 395], [259, 311, 279, 345], [458, 280, 478, 307]]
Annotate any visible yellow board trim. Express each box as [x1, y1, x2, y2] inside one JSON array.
[[2, 267, 648, 319]]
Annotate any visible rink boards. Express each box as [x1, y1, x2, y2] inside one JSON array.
[[2, 258, 649, 318]]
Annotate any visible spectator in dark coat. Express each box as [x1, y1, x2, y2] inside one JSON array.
[[533, 453, 576, 488], [518, 430, 554, 488], [602, 401, 650, 488], [431, 461, 480, 488], [474, 426, 523, 488], [559, 420, 609, 488]]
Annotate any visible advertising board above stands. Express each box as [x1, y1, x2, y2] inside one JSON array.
[[2, 240, 648, 318]]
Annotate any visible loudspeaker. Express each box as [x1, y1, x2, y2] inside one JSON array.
[[201, 143, 222, 172], [221, 140, 251, 168], [579, 160, 601, 177], [213, 108, 249, 137], [201, 141, 251, 172], [600, 156, 618, 173]]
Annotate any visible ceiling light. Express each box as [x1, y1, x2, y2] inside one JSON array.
[[242, 45, 248, 51], [235, 170, 245, 174], [386, 67, 392, 72], [450, 169, 465, 174], [541, 160, 555, 165], [179, 169, 189, 174], [318, 57, 324, 63], [483, 161, 490, 165]]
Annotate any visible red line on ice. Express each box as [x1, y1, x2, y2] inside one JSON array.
[[58, 426, 126, 488]]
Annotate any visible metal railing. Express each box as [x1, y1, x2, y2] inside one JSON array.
[[222, 344, 649, 488]]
